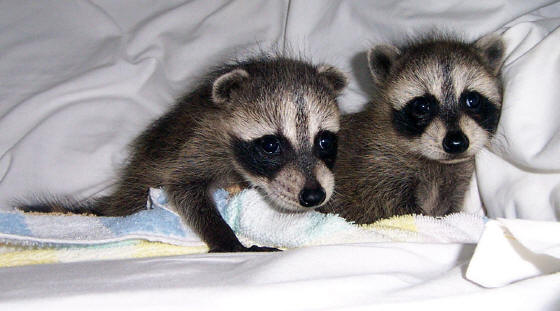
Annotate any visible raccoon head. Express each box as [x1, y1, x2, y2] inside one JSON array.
[[212, 58, 347, 211], [367, 34, 505, 163]]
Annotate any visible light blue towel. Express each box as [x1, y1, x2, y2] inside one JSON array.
[[0, 188, 485, 250], [0, 189, 221, 247]]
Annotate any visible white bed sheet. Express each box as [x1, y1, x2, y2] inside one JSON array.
[[1, 244, 559, 310], [0, 1, 559, 309]]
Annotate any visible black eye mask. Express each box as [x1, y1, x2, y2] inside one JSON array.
[[232, 134, 294, 179], [460, 91, 500, 133], [392, 94, 439, 137], [313, 130, 338, 169]]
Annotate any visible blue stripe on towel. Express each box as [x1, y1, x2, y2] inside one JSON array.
[[99, 207, 188, 238], [0, 213, 33, 236]]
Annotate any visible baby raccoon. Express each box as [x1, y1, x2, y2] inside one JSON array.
[[20, 56, 347, 252], [321, 34, 505, 223]]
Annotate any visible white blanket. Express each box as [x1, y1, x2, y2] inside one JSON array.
[[0, 1, 559, 310]]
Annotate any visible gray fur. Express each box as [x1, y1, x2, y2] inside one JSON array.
[[320, 33, 505, 223], [19, 55, 347, 252]]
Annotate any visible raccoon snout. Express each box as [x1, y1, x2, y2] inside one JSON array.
[[298, 187, 326, 207], [442, 131, 469, 154]]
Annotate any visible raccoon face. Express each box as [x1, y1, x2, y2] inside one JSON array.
[[367, 34, 505, 163], [212, 59, 346, 211]]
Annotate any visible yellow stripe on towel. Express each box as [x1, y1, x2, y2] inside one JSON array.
[[0, 248, 58, 267], [132, 241, 208, 258], [362, 214, 417, 232], [0, 241, 209, 268]]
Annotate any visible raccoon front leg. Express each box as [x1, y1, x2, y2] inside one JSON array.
[[433, 169, 474, 216], [414, 179, 460, 216], [166, 179, 277, 253], [390, 183, 423, 218], [415, 164, 474, 216], [414, 180, 445, 216]]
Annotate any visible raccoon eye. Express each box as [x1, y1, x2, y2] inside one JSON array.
[[314, 130, 337, 169], [464, 92, 481, 111], [259, 135, 281, 154], [318, 131, 336, 152], [410, 97, 433, 117]]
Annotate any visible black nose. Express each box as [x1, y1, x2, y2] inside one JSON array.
[[298, 187, 326, 207], [442, 131, 469, 154]]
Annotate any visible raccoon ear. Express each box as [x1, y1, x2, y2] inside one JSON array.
[[474, 33, 506, 76], [317, 65, 348, 95], [212, 69, 250, 104], [367, 45, 401, 86]]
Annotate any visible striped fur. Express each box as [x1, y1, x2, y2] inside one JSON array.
[[18, 55, 347, 252], [321, 33, 505, 223]]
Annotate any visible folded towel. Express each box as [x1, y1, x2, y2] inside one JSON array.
[[0, 192, 203, 247], [0, 188, 486, 267], [214, 188, 485, 248], [0, 241, 208, 267]]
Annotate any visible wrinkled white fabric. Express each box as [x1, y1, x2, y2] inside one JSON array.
[[467, 218, 560, 288], [1, 1, 559, 220], [1, 1, 560, 309], [1, 244, 559, 310]]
